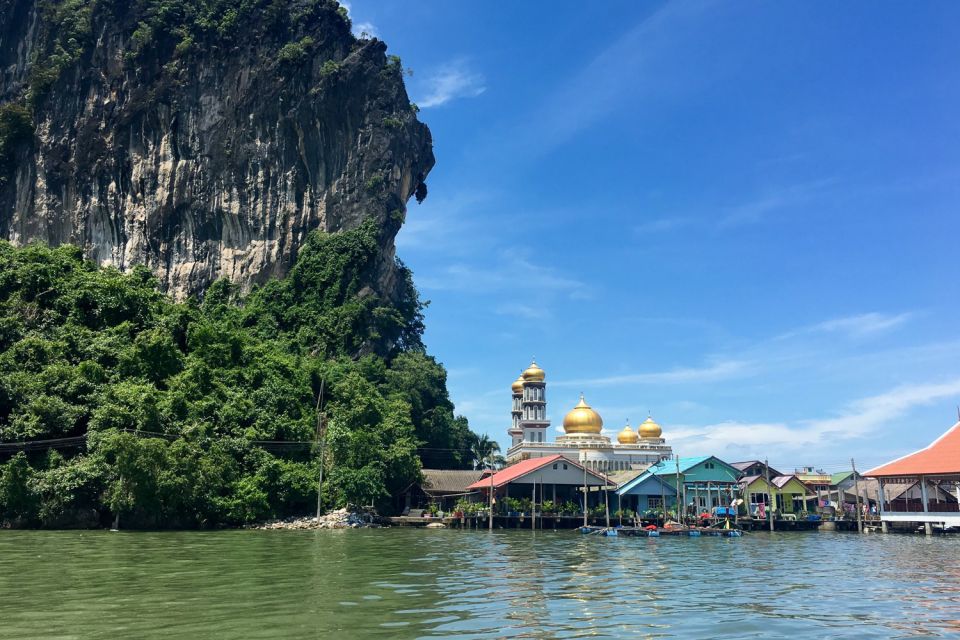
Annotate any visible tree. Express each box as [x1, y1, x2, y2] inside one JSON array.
[[0, 227, 478, 528], [470, 434, 501, 470]]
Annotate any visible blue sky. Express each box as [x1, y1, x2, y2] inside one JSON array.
[[343, 1, 960, 472]]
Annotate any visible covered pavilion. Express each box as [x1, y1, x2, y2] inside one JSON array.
[[865, 421, 960, 534], [466, 454, 611, 513]]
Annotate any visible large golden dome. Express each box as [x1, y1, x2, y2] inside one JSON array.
[[511, 374, 525, 395], [639, 416, 662, 439], [617, 423, 639, 444], [562, 394, 603, 434], [522, 360, 545, 382]]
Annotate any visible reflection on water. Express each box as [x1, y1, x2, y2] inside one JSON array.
[[1, 529, 958, 639]]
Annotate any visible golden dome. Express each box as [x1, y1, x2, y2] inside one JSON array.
[[617, 423, 639, 444], [511, 375, 525, 394], [639, 416, 662, 439], [562, 394, 603, 434], [522, 360, 545, 382]]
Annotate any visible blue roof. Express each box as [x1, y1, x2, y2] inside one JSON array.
[[616, 470, 677, 496], [647, 456, 712, 474]]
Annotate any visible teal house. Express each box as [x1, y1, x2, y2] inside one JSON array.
[[615, 472, 677, 514], [618, 456, 741, 516]]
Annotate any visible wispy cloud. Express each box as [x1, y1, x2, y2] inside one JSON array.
[[417, 256, 586, 297], [417, 60, 486, 108], [667, 377, 960, 466], [502, 1, 719, 157], [552, 359, 752, 389], [495, 303, 549, 320], [634, 217, 695, 234], [776, 311, 915, 341], [718, 178, 838, 227], [395, 190, 493, 253]]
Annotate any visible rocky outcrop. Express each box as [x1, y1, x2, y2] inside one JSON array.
[[0, 0, 432, 299], [251, 508, 386, 529]]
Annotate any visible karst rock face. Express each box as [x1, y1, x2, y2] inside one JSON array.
[[0, 0, 432, 299]]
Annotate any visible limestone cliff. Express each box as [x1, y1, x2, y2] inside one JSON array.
[[0, 0, 432, 298]]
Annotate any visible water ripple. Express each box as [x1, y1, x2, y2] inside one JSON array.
[[1, 530, 960, 638]]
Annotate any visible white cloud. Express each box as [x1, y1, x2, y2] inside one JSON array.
[[811, 312, 914, 337], [337, 2, 378, 40], [667, 378, 960, 466], [551, 359, 752, 389], [353, 21, 378, 39], [417, 61, 486, 108], [776, 312, 914, 341]]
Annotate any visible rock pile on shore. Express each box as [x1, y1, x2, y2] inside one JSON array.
[[251, 508, 386, 530]]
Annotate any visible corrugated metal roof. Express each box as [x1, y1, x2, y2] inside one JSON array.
[[420, 469, 486, 495], [466, 455, 608, 489], [830, 471, 854, 485], [647, 456, 710, 474]]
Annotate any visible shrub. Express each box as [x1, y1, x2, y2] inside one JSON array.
[[278, 36, 315, 64], [0, 103, 33, 185], [320, 60, 340, 77]]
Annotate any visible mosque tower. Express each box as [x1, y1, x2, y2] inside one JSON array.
[[508, 373, 524, 447], [515, 359, 550, 443]]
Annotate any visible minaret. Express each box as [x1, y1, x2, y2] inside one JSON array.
[[508, 373, 524, 447], [518, 359, 550, 443]]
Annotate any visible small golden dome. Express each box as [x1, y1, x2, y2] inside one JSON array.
[[639, 416, 662, 438], [617, 423, 639, 444], [562, 394, 603, 434], [511, 375, 525, 394], [522, 360, 545, 382]]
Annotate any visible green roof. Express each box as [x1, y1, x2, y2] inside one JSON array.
[[831, 471, 854, 485]]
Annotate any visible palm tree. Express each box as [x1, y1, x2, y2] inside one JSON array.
[[470, 434, 501, 470]]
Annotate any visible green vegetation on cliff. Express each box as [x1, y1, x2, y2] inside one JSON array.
[[0, 222, 476, 528]]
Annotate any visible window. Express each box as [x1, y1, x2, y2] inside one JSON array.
[[649, 496, 663, 509], [563, 463, 568, 470], [553, 463, 558, 470]]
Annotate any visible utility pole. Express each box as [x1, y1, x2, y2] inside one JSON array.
[[764, 459, 774, 532], [531, 482, 536, 531], [852, 458, 863, 533], [675, 455, 683, 525], [604, 474, 610, 528], [659, 466, 667, 528], [581, 453, 588, 527], [315, 380, 326, 522]]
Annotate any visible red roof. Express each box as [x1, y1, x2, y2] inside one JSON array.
[[466, 455, 607, 489], [865, 421, 960, 477]]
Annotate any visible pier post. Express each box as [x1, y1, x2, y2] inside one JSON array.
[[851, 459, 863, 533], [881, 521, 888, 534], [924, 522, 933, 536]]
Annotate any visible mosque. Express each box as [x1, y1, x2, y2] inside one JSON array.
[[505, 360, 673, 473]]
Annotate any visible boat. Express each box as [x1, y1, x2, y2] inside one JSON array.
[[579, 525, 743, 538]]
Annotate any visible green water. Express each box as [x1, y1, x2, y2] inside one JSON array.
[[1, 529, 958, 639]]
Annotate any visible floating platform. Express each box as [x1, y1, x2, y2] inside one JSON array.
[[580, 525, 743, 538]]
